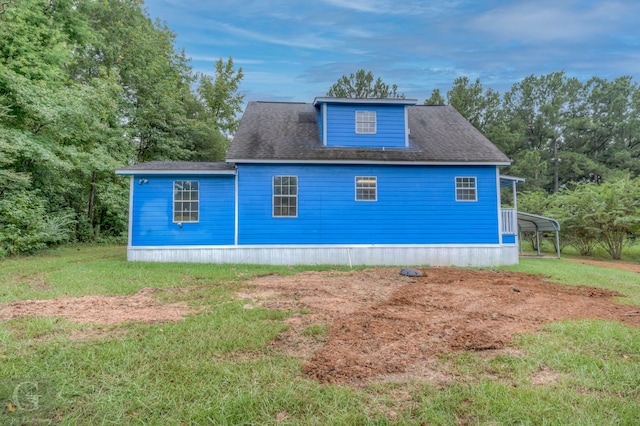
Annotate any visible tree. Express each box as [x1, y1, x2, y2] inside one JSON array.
[[0, 0, 245, 255], [424, 89, 445, 105], [197, 58, 244, 135], [327, 69, 404, 99], [446, 77, 501, 134], [502, 72, 581, 192], [547, 178, 640, 259]]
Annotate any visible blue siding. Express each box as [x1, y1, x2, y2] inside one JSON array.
[[503, 235, 516, 244], [237, 164, 500, 245], [131, 175, 235, 246], [325, 104, 406, 148]]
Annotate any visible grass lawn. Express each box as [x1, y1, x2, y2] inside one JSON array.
[[1, 245, 639, 424]]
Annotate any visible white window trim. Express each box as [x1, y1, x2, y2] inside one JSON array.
[[272, 176, 298, 218], [455, 176, 478, 202], [355, 110, 376, 134], [355, 176, 378, 202], [173, 180, 200, 223]]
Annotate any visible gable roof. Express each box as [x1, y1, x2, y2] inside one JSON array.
[[226, 101, 511, 164]]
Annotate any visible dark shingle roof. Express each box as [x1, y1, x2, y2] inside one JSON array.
[[226, 101, 511, 164], [116, 161, 235, 174]]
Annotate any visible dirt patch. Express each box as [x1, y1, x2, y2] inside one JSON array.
[[241, 268, 640, 385], [0, 288, 194, 325], [566, 257, 640, 273]]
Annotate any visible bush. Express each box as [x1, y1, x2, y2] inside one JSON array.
[[0, 191, 75, 255]]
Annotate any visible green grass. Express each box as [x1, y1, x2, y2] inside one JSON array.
[[1, 245, 639, 424], [522, 239, 640, 263], [499, 257, 640, 305], [301, 324, 330, 339]]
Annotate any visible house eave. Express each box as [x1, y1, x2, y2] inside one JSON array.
[[226, 159, 512, 166], [115, 169, 237, 176], [313, 97, 418, 107]]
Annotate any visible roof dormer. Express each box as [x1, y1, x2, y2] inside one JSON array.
[[313, 97, 417, 149]]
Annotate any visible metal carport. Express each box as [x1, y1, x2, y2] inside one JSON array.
[[517, 212, 561, 258]]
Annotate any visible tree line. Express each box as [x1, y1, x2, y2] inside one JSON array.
[[425, 73, 640, 194], [425, 74, 640, 258], [0, 0, 242, 256]]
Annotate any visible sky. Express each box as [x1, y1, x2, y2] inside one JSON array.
[[144, 0, 640, 104]]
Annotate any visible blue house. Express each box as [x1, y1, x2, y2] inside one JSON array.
[[116, 97, 530, 266]]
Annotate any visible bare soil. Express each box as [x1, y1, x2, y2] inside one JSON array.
[[2, 267, 638, 386], [566, 257, 640, 273], [241, 268, 640, 384], [0, 288, 193, 325]]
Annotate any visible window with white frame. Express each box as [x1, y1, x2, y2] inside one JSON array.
[[355, 176, 377, 201], [173, 180, 199, 222], [273, 176, 298, 217], [355, 110, 376, 134], [455, 177, 477, 201]]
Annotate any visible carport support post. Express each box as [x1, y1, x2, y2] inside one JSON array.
[[556, 230, 561, 259], [535, 224, 541, 257]]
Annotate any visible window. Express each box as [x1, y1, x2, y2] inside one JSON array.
[[273, 176, 298, 217], [173, 180, 199, 222], [455, 177, 477, 201], [355, 176, 377, 201], [355, 110, 376, 134]]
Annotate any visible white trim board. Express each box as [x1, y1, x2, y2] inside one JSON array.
[[226, 159, 511, 166], [115, 169, 236, 176]]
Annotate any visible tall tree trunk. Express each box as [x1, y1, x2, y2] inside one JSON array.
[[554, 139, 559, 192], [87, 171, 97, 222]]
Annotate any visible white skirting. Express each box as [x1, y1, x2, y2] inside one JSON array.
[[127, 244, 520, 267]]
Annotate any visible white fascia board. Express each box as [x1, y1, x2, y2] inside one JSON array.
[[313, 97, 418, 106], [227, 159, 512, 166], [116, 169, 237, 176], [499, 174, 526, 183], [322, 103, 327, 145]]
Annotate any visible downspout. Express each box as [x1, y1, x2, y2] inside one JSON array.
[[496, 168, 503, 245], [234, 166, 239, 245], [512, 180, 518, 250], [128, 177, 134, 248]]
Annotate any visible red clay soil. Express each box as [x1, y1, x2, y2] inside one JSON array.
[[242, 268, 640, 385], [0, 288, 193, 325]]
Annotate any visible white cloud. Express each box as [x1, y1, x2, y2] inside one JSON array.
[[206, 20, 337, 50], [320, 0, 461, 16], [470, 1, 633, 44]]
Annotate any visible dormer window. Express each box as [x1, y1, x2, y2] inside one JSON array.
[[355, 110, 376, 134]]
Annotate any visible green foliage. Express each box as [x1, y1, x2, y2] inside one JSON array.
[[327, 69, 404, 99], [438, 72, 640, 194], [197, 57, 245, 135], [0, 0, 244, 254], [0, 191, 74, 256], [447, 77, 502, 135], [587, 178, 640, 259], [520, 178, 640, 259], [424, 88, 445, 105]]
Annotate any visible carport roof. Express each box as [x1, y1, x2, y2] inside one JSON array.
[[517, 212, 560, 232]]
